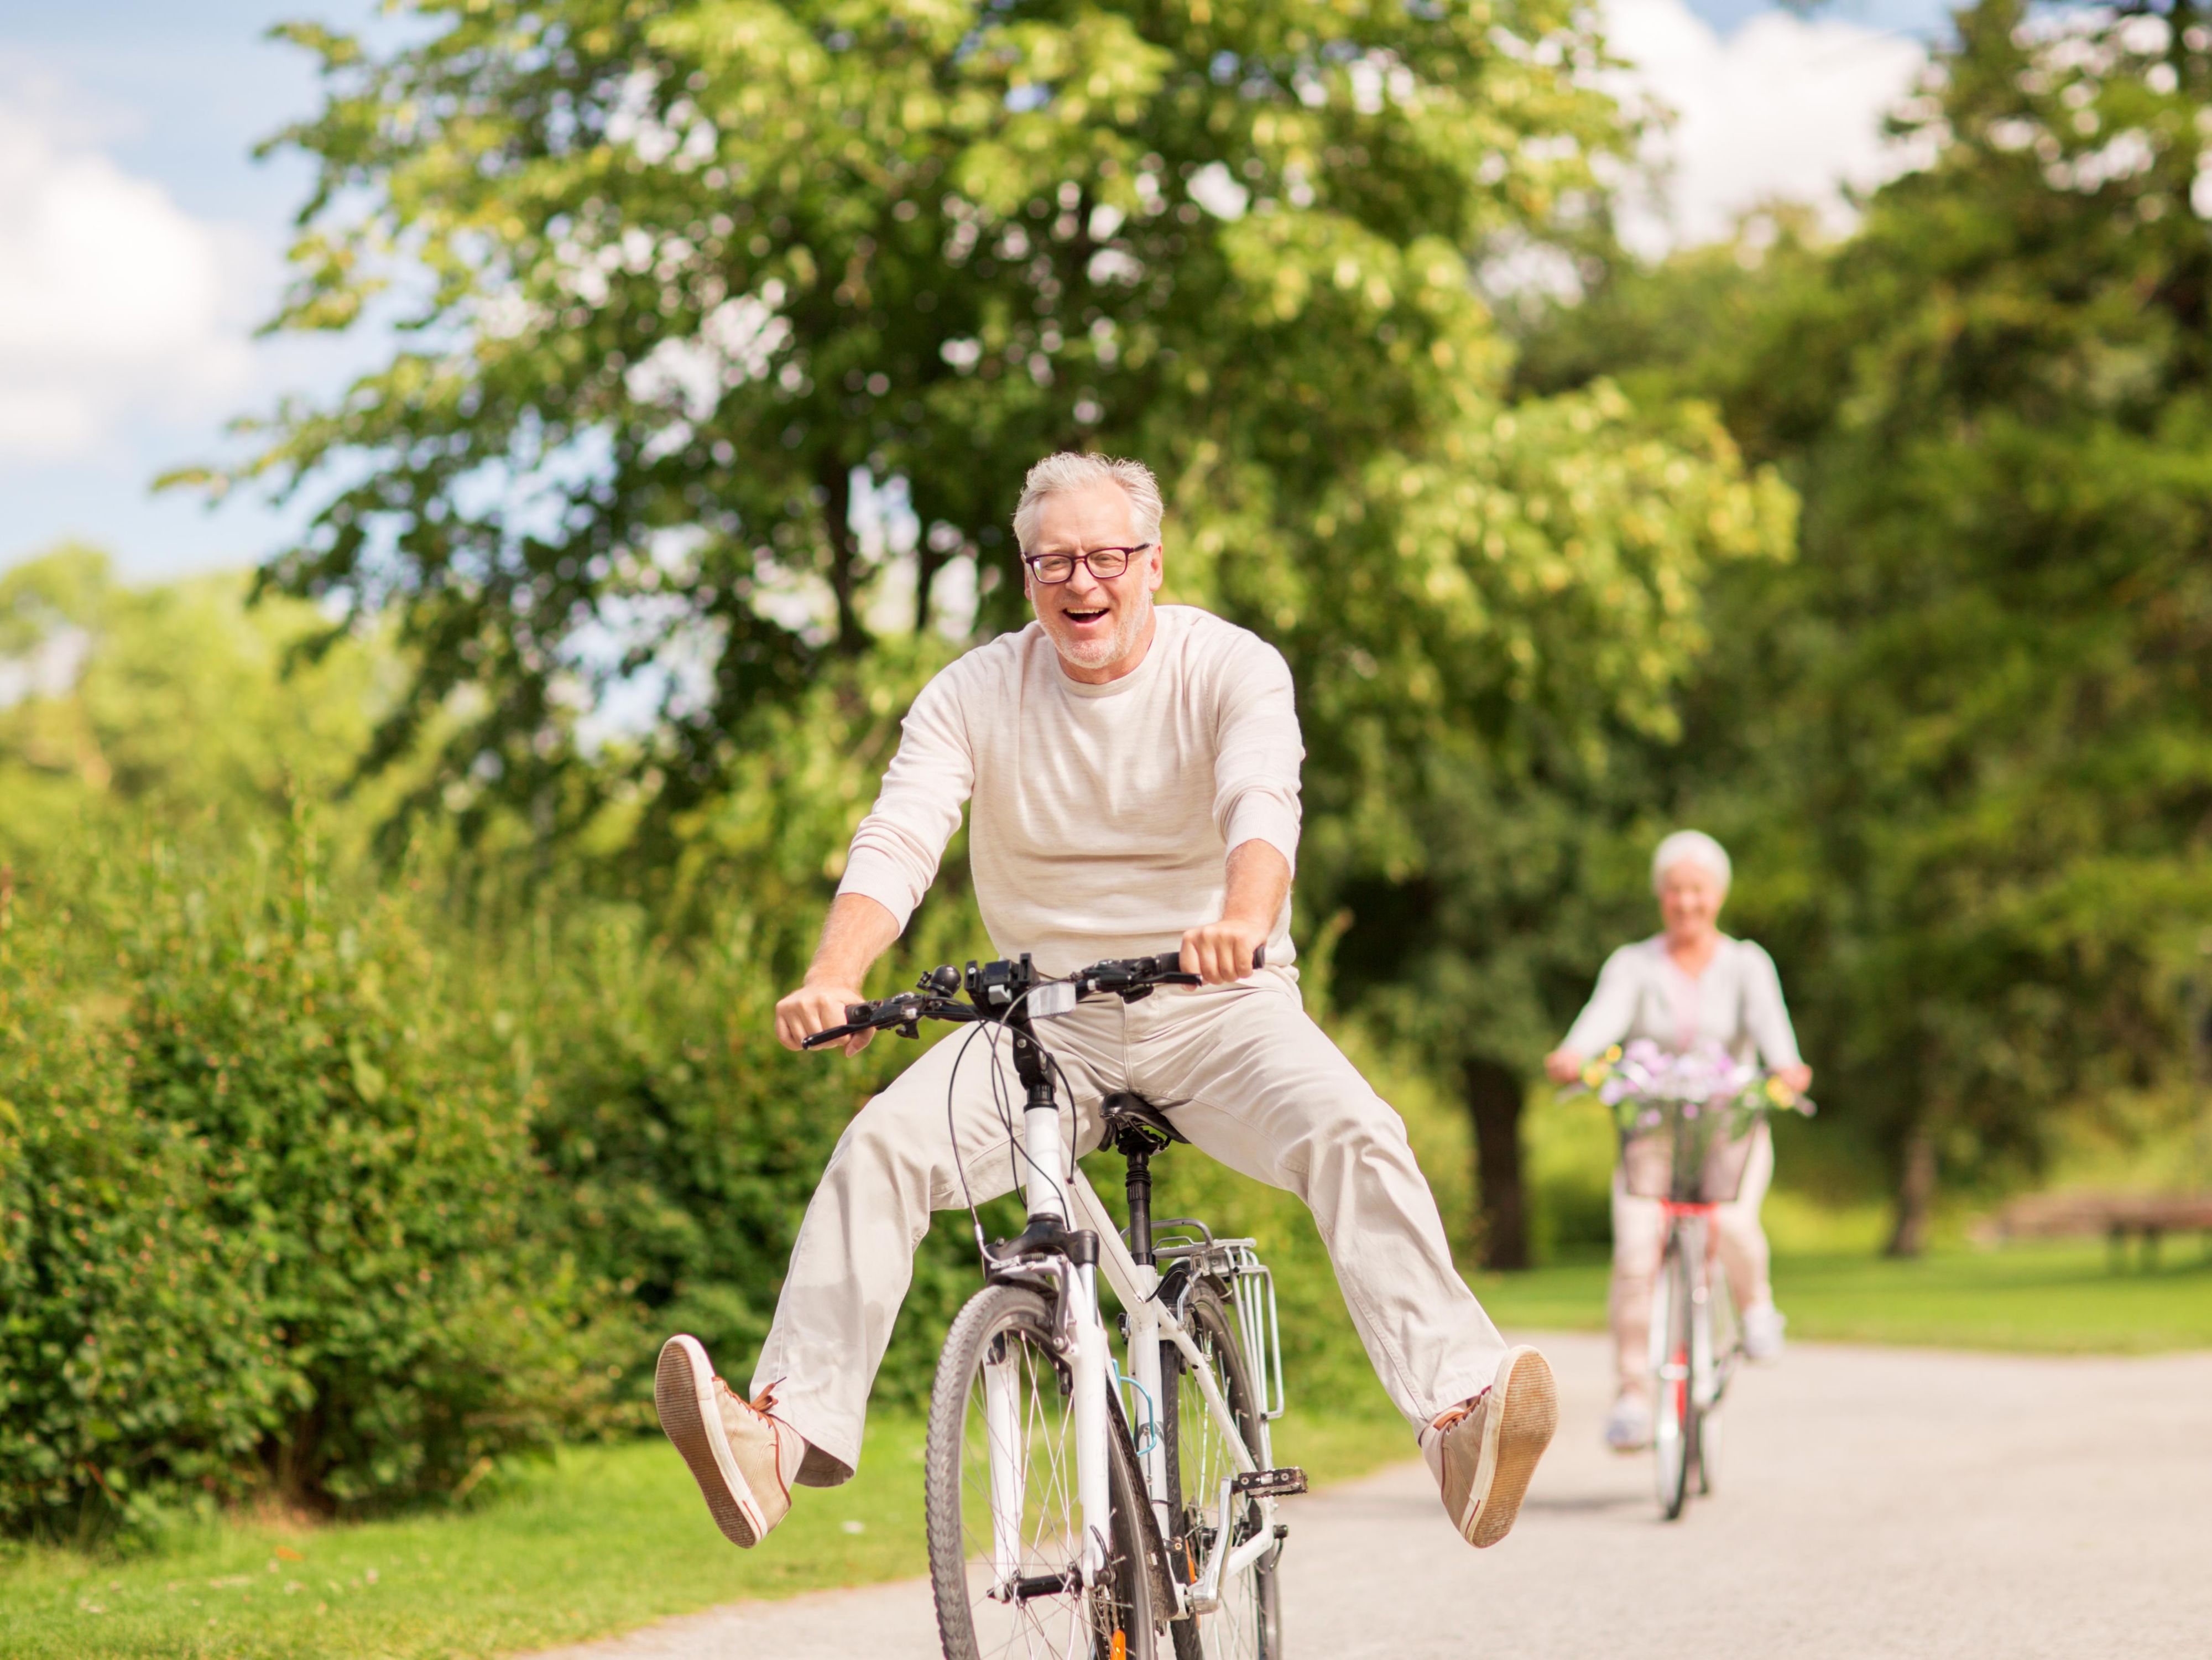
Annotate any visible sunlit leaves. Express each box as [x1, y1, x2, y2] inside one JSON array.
[[195, 0, 1634, 835]]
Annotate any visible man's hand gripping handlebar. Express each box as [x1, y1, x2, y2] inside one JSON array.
[[798, 945, 1267, 1050]]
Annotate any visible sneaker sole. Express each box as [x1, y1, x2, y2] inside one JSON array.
[[1468, 1346, 1558, 1549], [655, 1334, 768, 1548]]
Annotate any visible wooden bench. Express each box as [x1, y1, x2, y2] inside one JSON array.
[[1976, 1191, 2212, 1268]]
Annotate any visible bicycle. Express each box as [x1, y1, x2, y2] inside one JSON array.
[[1636, 1095, 1745, 1523], [806, 949, 1300, 1660], [1573, 1042, 1811, 1522]]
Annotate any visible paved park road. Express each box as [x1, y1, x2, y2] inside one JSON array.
[[533, 1332, 2212, 1660]]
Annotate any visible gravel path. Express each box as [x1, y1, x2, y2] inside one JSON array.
[[527, 1330, 2212, 1659]]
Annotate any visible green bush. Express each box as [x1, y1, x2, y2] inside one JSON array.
[[0, 831, 612, 1536]]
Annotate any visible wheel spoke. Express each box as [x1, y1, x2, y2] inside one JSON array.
[[932, 1288, 1146, 1660]]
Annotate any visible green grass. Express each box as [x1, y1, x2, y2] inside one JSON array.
[[0, 1410, 1414, 1660], [1473, 1236, 2212, 1354]]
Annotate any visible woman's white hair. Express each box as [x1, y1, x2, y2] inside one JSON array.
[[1651, 830, 1732, 894], [1012, 452, 1164, 553]]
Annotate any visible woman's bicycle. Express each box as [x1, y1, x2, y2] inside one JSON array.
[[1573, 1041, 1812, 1522], [806, 950, 1297, 1660]]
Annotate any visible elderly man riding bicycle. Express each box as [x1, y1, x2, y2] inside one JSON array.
[[654, 451, 1558, 1560]]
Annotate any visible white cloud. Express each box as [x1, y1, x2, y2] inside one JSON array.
[[0, 80, 257, 460], [1603, 0, 1929, 256]]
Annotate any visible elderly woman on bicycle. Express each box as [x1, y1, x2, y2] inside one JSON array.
[[1543, 830, 1813, 1453]]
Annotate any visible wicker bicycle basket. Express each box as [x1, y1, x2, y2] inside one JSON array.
[[1619, 1096, 1759, 1204]]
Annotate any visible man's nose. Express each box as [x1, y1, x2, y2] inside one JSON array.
[[1062, 560, 1108, 602]]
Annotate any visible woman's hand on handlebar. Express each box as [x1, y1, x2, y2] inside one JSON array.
[[1543, 1048, 1584, 1085], [776, 981, 873, 1055], [1178, 918, 1269, 986]]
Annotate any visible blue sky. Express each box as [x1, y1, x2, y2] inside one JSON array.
[[0, 0, 1958, 585]]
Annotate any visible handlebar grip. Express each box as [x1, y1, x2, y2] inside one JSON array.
[[801, 1023, 860, 1050], [1168, 943, 1274, 982]]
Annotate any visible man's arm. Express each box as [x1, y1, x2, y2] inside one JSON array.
[[1181, 839, 1290, 986], [775, 893, 903, 1055]]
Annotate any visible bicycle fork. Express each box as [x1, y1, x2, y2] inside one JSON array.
[[1011, 1032, 1114, 1589]]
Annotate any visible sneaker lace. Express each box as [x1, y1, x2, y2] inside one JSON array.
[[714, 1373, 792, 1427], [1429, 1385, 1491, 1437]]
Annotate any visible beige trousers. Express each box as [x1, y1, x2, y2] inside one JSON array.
[[752, 970, 1507, 1481], [1608, 1120, 1775, 1398]]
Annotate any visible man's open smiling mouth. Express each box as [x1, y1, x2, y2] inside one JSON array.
[[1063, 607, 1109, 624]]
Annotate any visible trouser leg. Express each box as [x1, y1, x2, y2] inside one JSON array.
[[749, 1021, 1108, 1484], [1609, 1172, 1665, 1399], [1712, 1120, 1776, 1314], [1123, 977, 1507, 1430]]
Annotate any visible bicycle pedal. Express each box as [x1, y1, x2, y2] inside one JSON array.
[[1232, 1467, 1307, 1497]]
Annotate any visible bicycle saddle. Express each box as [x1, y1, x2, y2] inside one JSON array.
[[1100, 1090, 1187, 1151]]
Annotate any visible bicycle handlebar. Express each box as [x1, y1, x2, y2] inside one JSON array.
[[800, 944, 1266, 1049]]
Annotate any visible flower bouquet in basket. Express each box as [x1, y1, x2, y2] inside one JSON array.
[[1573, 1040, 1814, 1201]]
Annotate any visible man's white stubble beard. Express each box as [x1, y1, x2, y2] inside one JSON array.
[[1053, 594, 1151, 671]]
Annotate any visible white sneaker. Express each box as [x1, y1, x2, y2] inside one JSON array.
[[655, 1334, 806, 1547], [1742, 1303, 1787, 1362], [1420, 1346, 1558, 1548], [1604, 1393, 1651, 1453]]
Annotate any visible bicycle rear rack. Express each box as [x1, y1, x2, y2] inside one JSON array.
[[1152, 1229, 1286, 1424]]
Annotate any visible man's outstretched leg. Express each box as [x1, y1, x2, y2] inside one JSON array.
[[1121, 977, 1559, 1547], [654, 1017, 1109, 1545]]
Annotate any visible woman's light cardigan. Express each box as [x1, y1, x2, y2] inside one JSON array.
[[1561, 935, 1805, 1070]]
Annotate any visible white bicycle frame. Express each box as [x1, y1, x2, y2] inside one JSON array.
[[1000, 1082, 1280, 1619]]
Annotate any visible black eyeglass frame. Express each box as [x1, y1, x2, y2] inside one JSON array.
[[1019, 543, 1156, 585]]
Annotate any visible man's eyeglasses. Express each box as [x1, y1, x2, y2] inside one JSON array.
[[1021, 544, 1154, 585]]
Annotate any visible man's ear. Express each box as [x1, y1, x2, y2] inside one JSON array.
[[1145, 540, 1166, 594]]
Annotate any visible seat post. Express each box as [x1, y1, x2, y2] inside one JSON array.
[[1124, 1145, 1155, 1269], [1103, 1092, 1181, 1268]]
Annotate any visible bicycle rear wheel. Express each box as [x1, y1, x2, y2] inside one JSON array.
[[927, 1283, 1161, 1660], [1159, 1277, 1280, 1660], [1650, 1236, 1695, 1522]]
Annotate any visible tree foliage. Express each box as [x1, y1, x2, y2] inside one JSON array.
[[186, 0, 1640, 832], [1522, 0, 2212, 1248]]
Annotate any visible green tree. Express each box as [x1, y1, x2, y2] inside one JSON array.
[[1526, 0, 2212, 1251], [182, 0, 1633, 837], [1255, 386, 1791, 1266], [0, 546, 400, 870]]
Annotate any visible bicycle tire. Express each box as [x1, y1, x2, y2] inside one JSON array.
[[1651, 1238, 1695, 1522], [1160, 1276, 1281, 1660], [1695, 1398, 1721, 1497], [926, 1283, 1162, 1660]]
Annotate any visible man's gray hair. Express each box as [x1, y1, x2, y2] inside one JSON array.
[[1012, 452, 1164, 552]]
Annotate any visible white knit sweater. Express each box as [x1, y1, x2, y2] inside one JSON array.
[[836, 606, 1305, 976]]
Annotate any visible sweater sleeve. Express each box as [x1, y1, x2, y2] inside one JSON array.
[[1738, 941, 1805, 1070], [834, 667, 974, 933], [1561, 945, 1644, 1057], [1211, 634, 1304, 872]]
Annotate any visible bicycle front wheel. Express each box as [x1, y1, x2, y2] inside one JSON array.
[[1651, 1237, 1695, 1522], [926, 1283, 1161, 1660], [1160, 1277, 1281, 1660]]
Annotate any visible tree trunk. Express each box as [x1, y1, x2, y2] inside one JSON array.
[[1464, 1055, 1530, 1271], [820, 460, 868, 655], [1887, 1121, 1938, 1258], [914, 542, 945, 637]]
